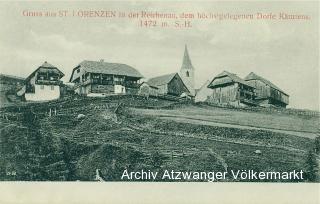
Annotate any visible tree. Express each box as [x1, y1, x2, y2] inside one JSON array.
[[314, 135, 320, 155], [304, 150, 319, 182]]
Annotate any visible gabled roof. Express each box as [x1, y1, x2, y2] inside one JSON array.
[[40, 61, 56, 68], [26, 61, 64, 81], [147, 73, 177, 87], [208, 71, 254, 89], [139, 82, 159, 89], [181, 45, 194, 70], [244, 72, 288, 95], [70, 60, 143, 81]]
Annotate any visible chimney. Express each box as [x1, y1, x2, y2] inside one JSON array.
[[99, 59, 104, 63]]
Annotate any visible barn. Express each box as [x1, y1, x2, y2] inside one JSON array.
[[244, 72, 289, 108], [69, 60, 143, 97], [147, 73, 190, 97], [207, 71, 256, 107], [18, 61, 64, 101]]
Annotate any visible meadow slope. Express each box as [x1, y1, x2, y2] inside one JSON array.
[[0, 96, 319, 181]]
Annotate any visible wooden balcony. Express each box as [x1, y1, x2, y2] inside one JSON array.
[[36, 79, 62, 85]]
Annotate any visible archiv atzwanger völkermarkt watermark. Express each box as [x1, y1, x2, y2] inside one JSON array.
[[121, 169, 305, 182]]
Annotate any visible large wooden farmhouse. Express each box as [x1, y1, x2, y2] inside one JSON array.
[[244, 72, 289, 108], [207, 71, 256, 107], [18, 62, 64, 101], [69, 60, 143, 97], [147, 73, 190, 97]]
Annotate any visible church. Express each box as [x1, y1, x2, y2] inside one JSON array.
[[146, 45, 195, 97]]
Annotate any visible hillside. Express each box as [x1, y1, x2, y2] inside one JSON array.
[[0, 74, 25, 106], [0, 95, 319, 182]]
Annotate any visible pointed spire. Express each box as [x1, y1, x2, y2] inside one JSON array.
[[181, 45, 194, 70]]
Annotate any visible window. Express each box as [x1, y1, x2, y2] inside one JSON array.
[[77, 69, 80, 73], [51, 85, 54, 90], [40, 85, 44, 89], [186, 71, 189, 77]]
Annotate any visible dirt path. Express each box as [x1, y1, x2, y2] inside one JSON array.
[[158, 115, 317, 139]]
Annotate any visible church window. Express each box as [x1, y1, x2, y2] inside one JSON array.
[[186, 71, 189, 77]]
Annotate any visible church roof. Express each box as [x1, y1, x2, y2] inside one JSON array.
[[181, 45, 194, 70]]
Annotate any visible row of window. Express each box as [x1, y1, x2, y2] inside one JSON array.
[[40, 85, 55, 90]]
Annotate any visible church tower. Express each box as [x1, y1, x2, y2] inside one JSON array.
[[179, 45, 195, 96]]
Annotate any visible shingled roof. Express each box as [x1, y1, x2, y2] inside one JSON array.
[[208, 71, 254, 89], [147, 73, 177, 87], [74, 60, 143, 79], [245, 72, 287, 95], [26, 61, 64, 81]]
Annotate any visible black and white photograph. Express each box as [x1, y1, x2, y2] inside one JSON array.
[[0, 0, 319, 203]]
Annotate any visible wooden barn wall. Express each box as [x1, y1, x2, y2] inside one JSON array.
[[208, 83, 238, 104], [270, 87, 289, 104], [246, 80, 270, 99], [91, 84, 114, 94], [246, 79, 288, 105], [126, 87, 139, 95], [167, 75, 189, 96]]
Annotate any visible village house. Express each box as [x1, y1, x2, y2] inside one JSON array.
[[147, 73, 190, 97], [17, 61, 64, 101], [244, 72, 289, 108], [207, 71, 256, 107], [69, 60, 143, 97]]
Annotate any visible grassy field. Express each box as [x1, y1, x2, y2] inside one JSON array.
[[131, 105, 319, 138], [0, 96, 319, 181]]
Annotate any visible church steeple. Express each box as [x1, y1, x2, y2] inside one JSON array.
[[181, 45, 194, 70], [179, 45, 195, 96]]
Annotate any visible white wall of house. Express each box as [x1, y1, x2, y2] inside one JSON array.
[[25, 84, 60, 101], [114, 85, 126, 94], [195, 80, 212, 102]]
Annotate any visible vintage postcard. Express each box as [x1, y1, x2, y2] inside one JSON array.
[[0, 0, 319, 203]]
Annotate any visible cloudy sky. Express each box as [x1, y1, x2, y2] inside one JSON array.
[[0, 1, 318, 110]]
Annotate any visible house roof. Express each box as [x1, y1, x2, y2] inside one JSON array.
[[208, 71, 254, 88], [139, 82, 159, 89], [181, 45, 194, 70], [147, 73, 177, 87], [26, 61, 64, 81], [72, 60, 143, 80], [244, 72, 288, 95], [40, 61, 56, 68]]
